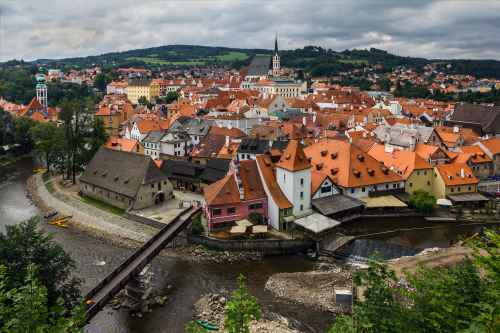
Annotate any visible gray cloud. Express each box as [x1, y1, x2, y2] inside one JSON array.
[[1, 0, 500, 61]]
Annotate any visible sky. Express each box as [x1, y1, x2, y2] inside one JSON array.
[[1, 0, 500, 62]]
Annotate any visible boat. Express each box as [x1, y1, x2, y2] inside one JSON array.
[[32, 168, 47, 174], [44, 211, 58, 219], [196, 319, 219, 331], [424, 217, 456, 223]]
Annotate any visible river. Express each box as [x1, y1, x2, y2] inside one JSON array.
[[0, 158, 492, 333], [0, 159, 328, 333]]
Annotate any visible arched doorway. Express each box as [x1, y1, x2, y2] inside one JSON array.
[[155, 192, 165, 204]]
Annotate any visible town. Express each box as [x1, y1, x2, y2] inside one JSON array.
[[1, 2, 500, 332]]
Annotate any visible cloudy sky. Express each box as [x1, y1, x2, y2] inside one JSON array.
[[1, 0, 500, 62]]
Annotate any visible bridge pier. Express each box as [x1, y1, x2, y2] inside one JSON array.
[[125, 264, 153, 313]]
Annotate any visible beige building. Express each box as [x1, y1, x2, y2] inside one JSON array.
[[79, 147, 173, 210], [126, 79, 159, 104]]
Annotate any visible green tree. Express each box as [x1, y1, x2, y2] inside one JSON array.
[[224, 274, 261, 333], [0, 265, 84, 332], [30, 122, 65, 173], [0, 218, 81, 309], [409, 190, 436, 215], [138, 96, 149, 106], [13, 117, 35, 153], [165, 91, 180, 104], [93, 73, 110, 92]]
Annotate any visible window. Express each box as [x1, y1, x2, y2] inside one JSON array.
[[458, 187, 461, 192], [321, 186, 332, 194], [427, 181, 431, 186], [385, 184, 389, 189], [362, 187, 366, 192], [212, 208, 222, 216], [409, 183, 413, 187], [468, 186, 471, 191], [300, 191, 304, 198], [227, 207, 236, 214], [283, 173, 286, 181], [393, 184, 397, 188], [300, 204, 304, 211], [351, 188, 355, 194], [417, 171, 420, 176], [451, 187, 454, 193], [300, 178, 304, 186], [249, 203, 263, 210]]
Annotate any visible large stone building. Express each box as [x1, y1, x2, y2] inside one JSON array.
[[80, 147, 173, 210]]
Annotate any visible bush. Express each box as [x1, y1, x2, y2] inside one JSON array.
[[248, 212, 264, 225], [409, 190, 435, 215], [191, 215, 204, 235]]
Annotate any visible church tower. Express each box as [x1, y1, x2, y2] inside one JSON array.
[[272, 34, 281, 77], [35, 74, 48, 111]]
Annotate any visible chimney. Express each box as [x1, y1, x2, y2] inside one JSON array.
[[302, 116, 307, 126], [460, 168, 465, 178], [453, 126, 459, 133], [225, 135, 230, 147], [312, 114, 317, 123]]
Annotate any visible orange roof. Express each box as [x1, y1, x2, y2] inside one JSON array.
[[480, 137, 500, 156], [255, 155, 292, 209], [204, 173, 240, 206], [311, 171, 332, 196], [457, 145, 492, 164], [239, 160, 266, 201], [276, 140, 311, 172], [217, 142, 240, 160], [435, 163, 478, 186], [209, 126, 246, 138], [415, 143, 440, 160], [368, 144, 432, 179], [304, 139, 403, 188], [105, 136, 140, 153]]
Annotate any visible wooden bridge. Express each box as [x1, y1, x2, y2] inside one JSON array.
[[84, 206, 201, 320]]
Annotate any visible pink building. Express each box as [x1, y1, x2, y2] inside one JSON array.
[[203, 160, 268, 231]]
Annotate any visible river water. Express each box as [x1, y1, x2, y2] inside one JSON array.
[[0, 158, 493, 333]]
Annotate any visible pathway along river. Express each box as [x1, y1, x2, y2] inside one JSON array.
[[0, 158, 490, 333]]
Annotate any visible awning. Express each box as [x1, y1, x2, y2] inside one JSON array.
[[252, 225, 268, 234], [236, 219, 253, 228], [294, 213, 341, 234], [312, 194, 365, 216], [447, 192, 490, 203], [230, 226, 246, 234], [436, 198, 453, 206], [361, 195, 407, 208]]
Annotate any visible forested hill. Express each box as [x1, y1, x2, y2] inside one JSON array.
[[7, 44, 500, 79]]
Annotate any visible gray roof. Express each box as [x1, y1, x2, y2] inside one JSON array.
[[143, 131, 165, 144], [80, 147, 168, 198], [294, 213, 341, 234], [238, 138, 270, 154], [373, 124, 434, 148], [312, 195, 365, 216], [447, 192, 490, 203], [247, 55, 271, 76], [449, 103, 500, 135]]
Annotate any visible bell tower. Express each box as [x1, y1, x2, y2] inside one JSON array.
[[35, 74, 48, 112], [272, 33, 281, 77]]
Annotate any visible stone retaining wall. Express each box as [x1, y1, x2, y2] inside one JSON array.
[[189, 235, 314, 254]]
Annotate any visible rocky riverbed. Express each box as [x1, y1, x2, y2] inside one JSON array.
[[265, 261, 353, 313], [193, 293, 302, 333]]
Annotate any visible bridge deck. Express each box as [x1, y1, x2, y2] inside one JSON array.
[[85, 206, 201, 320]]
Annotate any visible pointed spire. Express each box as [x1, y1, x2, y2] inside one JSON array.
[[274, 33, 279, 55]]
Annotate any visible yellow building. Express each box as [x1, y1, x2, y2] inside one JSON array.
[[432, 163, 478, 199], [367, 144, 433, 194], [126, 79, 160, 104]]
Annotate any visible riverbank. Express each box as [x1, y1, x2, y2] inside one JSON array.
[[26, 173, 267, 263]]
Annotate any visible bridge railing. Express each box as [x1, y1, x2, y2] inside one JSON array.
[[84, 206, 194, 304]]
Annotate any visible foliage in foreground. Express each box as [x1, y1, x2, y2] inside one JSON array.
[[0, 218, 82, 310], [0, 264, 84, 332], [328, 229, 500, 333], [224, 274, 261, 333]]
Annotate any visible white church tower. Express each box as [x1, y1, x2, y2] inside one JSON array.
[[272, 34, 281, 77], [35, 74, 48, 111], [276, 140, 312, 216]]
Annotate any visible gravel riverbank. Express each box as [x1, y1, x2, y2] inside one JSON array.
[[265, 261, 352, 313]]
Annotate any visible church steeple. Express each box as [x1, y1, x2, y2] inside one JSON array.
[[274, 33, 279, 55], [272, 33, 281, 77]]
